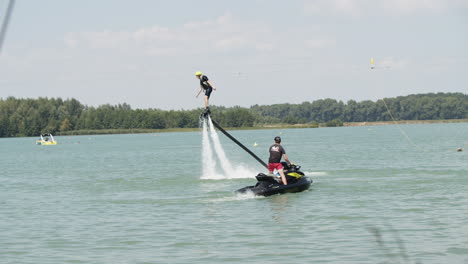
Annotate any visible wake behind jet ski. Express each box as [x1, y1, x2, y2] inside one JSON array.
[[236, 162, 312, 196]]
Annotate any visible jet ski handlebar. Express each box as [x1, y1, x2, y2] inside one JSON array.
[[281, 162, 301, 172]]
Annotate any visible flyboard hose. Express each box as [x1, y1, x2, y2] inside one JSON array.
[[209, 117, 268, 169]]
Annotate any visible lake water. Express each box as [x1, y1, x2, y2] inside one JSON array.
[[1, 123, 467, 264]]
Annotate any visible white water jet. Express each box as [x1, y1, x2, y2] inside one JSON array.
[[201, 118, 217, 179], [207, 116, 235, 175], [200, 116, 260, 180]]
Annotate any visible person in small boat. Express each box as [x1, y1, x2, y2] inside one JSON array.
[[195, 71, 216, 112], [268, 136, 293, 185]]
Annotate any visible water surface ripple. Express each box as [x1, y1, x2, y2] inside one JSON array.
[[1, 123, 467, 263]]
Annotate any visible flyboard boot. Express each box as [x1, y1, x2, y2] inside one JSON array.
[[200, 107, 211, 118]]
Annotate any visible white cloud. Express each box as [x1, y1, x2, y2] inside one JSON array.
[[303, 0, 363, 17], [61, 13, 336, 58], [305, 38, 336, 49], [383, 0, 468, 14], [215, 36, 249, 51], [62, 13, 258, 56], [333, 0, 362, 16], [134, 26, 174, 42], [303, 0, 468, 17], [255, 43, 274, 52], [374, 56, 409, 69]]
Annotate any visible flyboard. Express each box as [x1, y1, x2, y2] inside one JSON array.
[[200, 109, 312, 196]]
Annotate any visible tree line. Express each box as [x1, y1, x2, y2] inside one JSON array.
[[0, 92, 466, 137], [250, 92, 467, 124]]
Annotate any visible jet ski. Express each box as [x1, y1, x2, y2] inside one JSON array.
[[236, 163, 312, 196], [201, 112, 312, 196]]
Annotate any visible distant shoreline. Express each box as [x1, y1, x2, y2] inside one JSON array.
[[3, 93, 466, 138], [54, 119, 468, 136], [343, 119, 468, 127]]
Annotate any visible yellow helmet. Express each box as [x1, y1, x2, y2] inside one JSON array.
[[195, 71, 202, 76]]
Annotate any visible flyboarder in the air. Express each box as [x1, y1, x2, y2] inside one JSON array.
[[195, 71, 216, 115]]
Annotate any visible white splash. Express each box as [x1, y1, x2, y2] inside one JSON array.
[[200, 117, 259, 180], [201, 118, 217, 179], [207, 116, 235, 175], [304, 171, 328, 176], [207, 192, 263, 203]]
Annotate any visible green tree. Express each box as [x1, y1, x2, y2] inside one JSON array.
[[60, 118, 71, 132]]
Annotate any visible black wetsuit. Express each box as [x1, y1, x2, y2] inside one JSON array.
[[200, 75, 213, 98]]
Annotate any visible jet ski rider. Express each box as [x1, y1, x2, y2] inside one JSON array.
[[195, 71, 216, 112], [268, 136, 293, 185]]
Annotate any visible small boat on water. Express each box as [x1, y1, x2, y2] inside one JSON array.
[[36, 134, 57, 145], [236, 163, 312, 196]]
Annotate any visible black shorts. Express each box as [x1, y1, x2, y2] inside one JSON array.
[[204, 87, 213, 98]]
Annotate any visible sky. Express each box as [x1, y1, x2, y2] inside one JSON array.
[[0, 0, 467, 110]]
